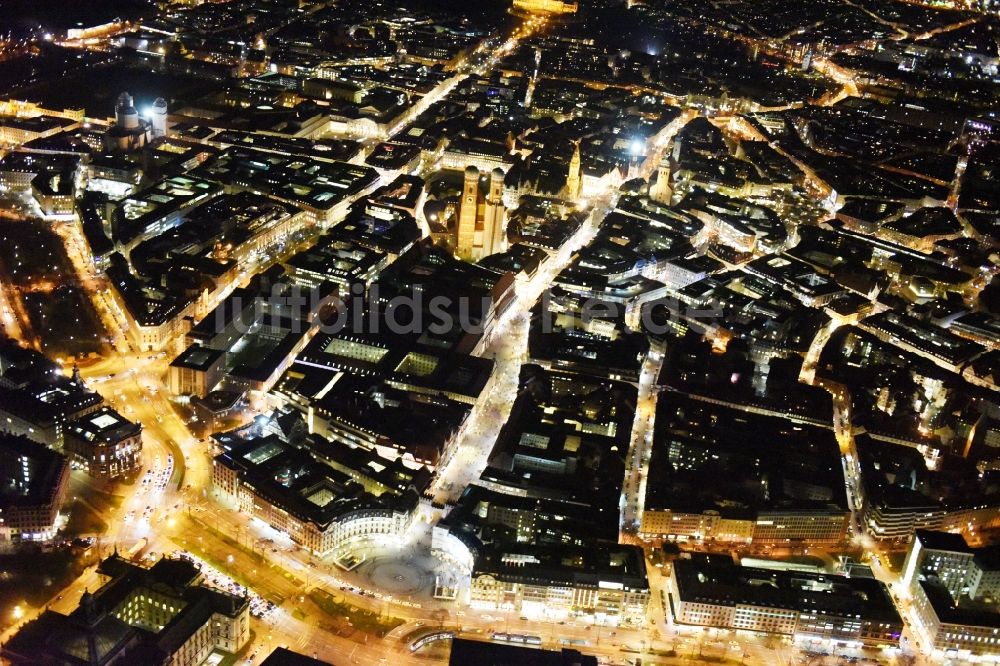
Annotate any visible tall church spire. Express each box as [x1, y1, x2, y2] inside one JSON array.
[[483, 168, 507, 257], [457, 165, 479, 261], [565, 140, 582, 202]]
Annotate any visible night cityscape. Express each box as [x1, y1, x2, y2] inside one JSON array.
[[0, 0, 998, 664]]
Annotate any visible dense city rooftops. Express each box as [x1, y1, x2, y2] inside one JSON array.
[[214, 431, 418, 531], [192, 148, 379, 213], [645, 393, 848, 517], [328, 200, 422, 258], [4, 0, 1000, 659], [0, 339, 105, 440], [3, 554, 248, 665], [113, 175, 221, 246], [861, 311, 986, 369]]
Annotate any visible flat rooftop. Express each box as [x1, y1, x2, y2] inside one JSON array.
[[674, 556, 901, 625], [67, 406, 141, 444], [0, 434, 68, 509]]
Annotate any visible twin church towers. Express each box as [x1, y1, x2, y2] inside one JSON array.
[[454, 141, 582, 262], [456, 166, 508, 262]]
